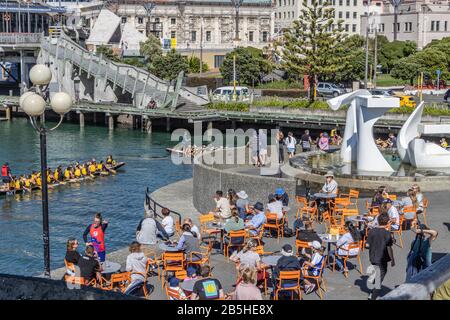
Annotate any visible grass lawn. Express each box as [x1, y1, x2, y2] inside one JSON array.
[[375, 74, 410, 87], [256, 80, 304, 89]]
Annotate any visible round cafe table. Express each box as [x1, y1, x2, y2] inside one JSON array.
[[101, 261, 121, 274], [207, 222, 225, 253], [318, 234, 338, 266], [313, 193, 337, 200], [158, 242, 182, 252]]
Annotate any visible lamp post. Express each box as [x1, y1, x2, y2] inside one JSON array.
[[390, 0, 402, 41], [231, 0, 244, 41], [19, 64, 73, 278]]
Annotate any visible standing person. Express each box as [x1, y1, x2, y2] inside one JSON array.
[[277, 131, 285, 164], [388, 133, 397, 149], [212, 190, 232, 219], [411, 184, 425, 215], [258, 129, 268, 167], [1, 162, 12, 191], [83, 213, 108, 263], [285, 132, 297, 158], [366, 213, 395, 300], [191, 265, 225, 300], [406, 222, 438, 281], [65, 238, 81, 265], [301, 130, 313, 152], [248, 129, 260, 167]]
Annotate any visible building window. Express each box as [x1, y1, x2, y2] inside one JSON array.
[[214, 55, 225, 68], [137, 17, 143, 24], [121, 17, 127, 23], [262, 31, 269, 42], [345, 24, 349, 32], [338, 11, 343, 19], [393, 22, 400, 32], [445, 21, 448, 31], [249, 31, 254, 42], [346, 0, 350, 5], [191, 31, 196, 42], [339, 0, 343, 5], [170, 31, 176, 39], [171, 18, 176, 25], [353, 12, 357, 19], [380, 23, 385, 32], [346, 12, 350, 19], [404, 22, 412, 32], [206, 31, 212, 42], [352, 24, 356, 32], [353, 0, 357, 5], [431, 21, 440, 31]]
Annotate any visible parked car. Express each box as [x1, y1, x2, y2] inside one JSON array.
[[316, 82, 346, 97], [211, 86, 250, 102], [370, 89, 395, 96]]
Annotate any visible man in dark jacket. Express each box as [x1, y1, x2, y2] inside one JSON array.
[[273, 244, 301, 282]]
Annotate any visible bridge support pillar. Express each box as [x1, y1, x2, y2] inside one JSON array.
[[166, 117, 171, 132], [5, 106, 11, 121], [79, 112, 85, 128], [231, 120, 236, 130], [206, 121, 213, 141], [93, 112, 97, 124], [146, 119, 152, 134], [108, 115, 114, 131]]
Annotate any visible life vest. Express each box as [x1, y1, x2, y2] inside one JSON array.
[[1, 165, 9, 177], [75, 168, 81, 177], [89, 164, 96, 173], [64, 170, 71, 179], [36, 177, 42, 187], [54, 171, 60, 180], [106, 158, 112, 165], [14, 180, 21, 190], [47, 175, 53, 184], [25, 179, 31, 188], [97, 164, 103, 171], [89, 224, 105, 252], [81, 167, 87, 176]]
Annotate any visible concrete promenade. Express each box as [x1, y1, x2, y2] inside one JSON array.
[[51, 178, 450, 300]]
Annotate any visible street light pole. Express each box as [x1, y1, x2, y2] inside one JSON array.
[[231, 0, 244, 41], [19, 65, 72, 278], [364, 0, 371, 90], [391, 0, 402, 41]]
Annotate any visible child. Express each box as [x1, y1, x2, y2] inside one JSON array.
[[302, 241, 325, 294], [161, 207, 174, 237], [168, 277, 186, 300]]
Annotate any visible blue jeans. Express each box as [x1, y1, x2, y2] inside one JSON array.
[[329, 250, 344, 271]]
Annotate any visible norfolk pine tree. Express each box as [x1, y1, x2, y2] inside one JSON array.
[[279, 0, 349, 102]]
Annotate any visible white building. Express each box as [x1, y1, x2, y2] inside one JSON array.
[[275, 0, 367, 35], [361, 0, 450, 49]]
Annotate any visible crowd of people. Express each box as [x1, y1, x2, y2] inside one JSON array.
[[1, 156, 117, 193]]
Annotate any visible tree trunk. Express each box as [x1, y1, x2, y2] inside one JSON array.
[[308, 74, 315, 103]]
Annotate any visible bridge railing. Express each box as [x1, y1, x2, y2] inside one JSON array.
[[145, 187, 182, 224], [0, 32, 43, 44]]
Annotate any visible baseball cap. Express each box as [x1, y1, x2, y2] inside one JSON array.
[[311, 241, 322, 250], [275, 188, 285, 196], [169, 277, 180, 287]]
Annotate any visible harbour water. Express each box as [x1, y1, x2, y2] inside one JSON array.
[[0, 118, 192, 276]]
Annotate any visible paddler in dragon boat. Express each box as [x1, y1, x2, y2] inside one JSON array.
[[54, 166, 63, 183], [23, 174, 33, 192], [74, 165, 83, 179], [106, 155, 116, 167], [89, 160, 97, 175], [97, 161, 109, 176]]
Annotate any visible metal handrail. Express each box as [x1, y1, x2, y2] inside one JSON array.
[[145, 187, 182, 224]]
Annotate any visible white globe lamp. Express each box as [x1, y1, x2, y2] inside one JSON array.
[[50, 92, 72, 115], [29, 64, 52, 86], [22, 93, 46, 117], [19, 91, 35, 109]]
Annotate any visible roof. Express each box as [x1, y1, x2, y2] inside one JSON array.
[[150, 0, 272, 5], [86, 8, 120, 45], [120, 22, 147, 51]]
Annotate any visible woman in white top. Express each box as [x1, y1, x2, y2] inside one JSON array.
[[285, 132, 297, 158], [161, 208, 174, 237], [329, 221, 361, 273]]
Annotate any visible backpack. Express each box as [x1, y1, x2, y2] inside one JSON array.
[[283, 226, 294, 238]]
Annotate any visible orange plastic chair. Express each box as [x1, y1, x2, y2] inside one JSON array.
[[262, 212, 285, 242], [166, 286, 191, 300], [295, 196, 308, 219], [332, 241, 363, 277], [65, 275, 97, 287], [188, 243, 212, 267], [175, 220, 182, 237], [391, 215, 405, 248], [402, 205, 417, 226], [274, 270, 302, 300], [331, 197, 350, 215], [295, 240, 311, 258], [64, 259, 76, 276], [296, 197, 318, 221], [199, 213, 221, 246], [387, 194, 397, 201], [224, 229, 247, 258], [339, 189, 360, 208], [338, 208, 359, 225], [102, 271, 131, 293], [161, 252, 185, 288], [302, 256, 328, 299]]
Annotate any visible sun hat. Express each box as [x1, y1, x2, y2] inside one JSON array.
[[275, 188, 285, 196], [325, 171, 334, 178], [253, 202, 264, 212], [311, 241, 322, 250], [169, 277, 180, 287], [236, 190, 248, 199]]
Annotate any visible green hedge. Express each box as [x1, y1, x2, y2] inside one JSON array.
[[253, 98, 330, 110], [207, 102, 250, 112], [256, 80, 304, 89]]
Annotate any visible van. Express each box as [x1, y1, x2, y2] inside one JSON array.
[[212, 86, 250, 102]]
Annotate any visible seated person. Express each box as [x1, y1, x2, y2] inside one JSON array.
[[161, 207, 174, 237], [383, 199, 400, 231], [296, 221, 322, 256], [232, 265, 263, 300], [371, 186, 388, 208], [185, 266, 199, 281], [191, 265, 225, 300], [125, 241, 148, 286], [212, 190, 232, 219], [236, 190, 251, 220], [176, 224, 201, 258], [301, 241, 325, 294], [230, 239, 267, 287], [329, 221, 361, 273], [245, 202, 267, 236], [273, 244, 301, 281], [224, 209, 245, 247], [267, 194, 284, 220], [168, 277, 187, 300], [183, 218, 201, 241], [77, 245, 101, 284], [275, 188, 289, 207], [321, 171, 338, 195], [136, 212, 169, 246]]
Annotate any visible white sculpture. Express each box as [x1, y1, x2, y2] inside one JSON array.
[[327, 90, 400, 173], [399, 102, 450, 168]]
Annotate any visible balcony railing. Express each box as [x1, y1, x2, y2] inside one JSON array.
[[0, 32, 43, 44]]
